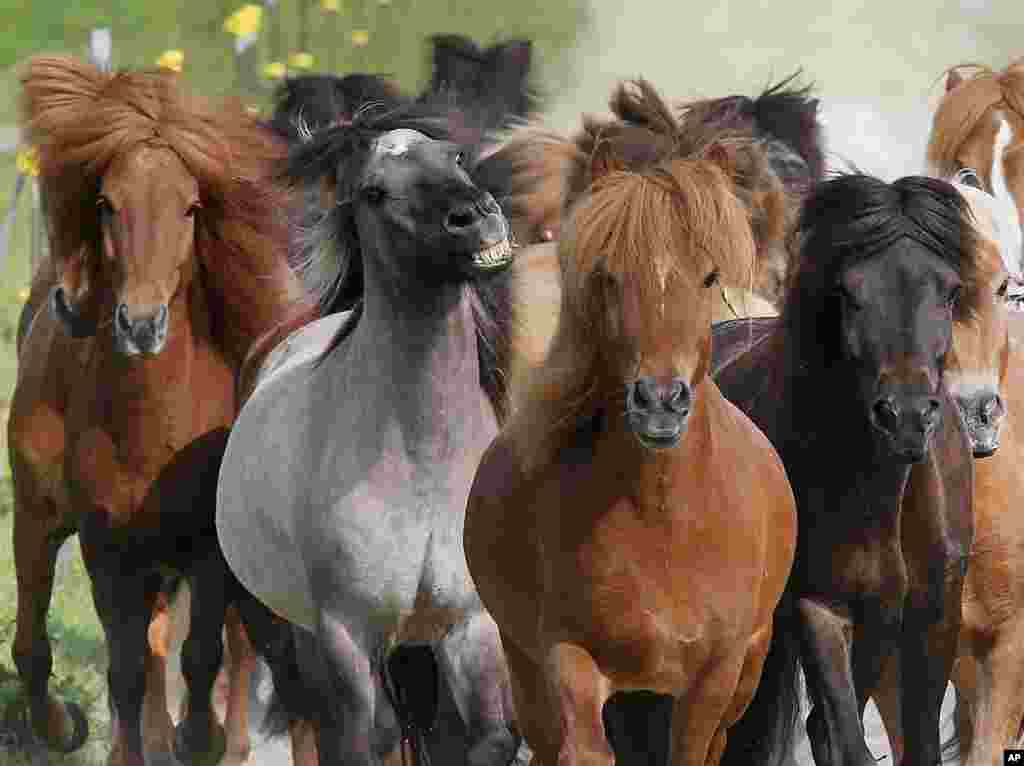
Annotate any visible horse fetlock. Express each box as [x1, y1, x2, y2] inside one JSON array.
[[173, 716, 227, 766]]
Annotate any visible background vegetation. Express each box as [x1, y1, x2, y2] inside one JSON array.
[[0, 1, 588, 761]]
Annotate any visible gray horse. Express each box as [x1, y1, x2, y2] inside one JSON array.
[[216, 103, 522, 765]]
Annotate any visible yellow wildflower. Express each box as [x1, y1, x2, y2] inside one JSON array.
[[224, 5, 263, 38], [289, 52, 314, 70], [16, 147, 39, 178], [263, 61, 286, 80], [321, 0, 340, 11], [351, 29, 370, 47], [156, 49, 184, 72]]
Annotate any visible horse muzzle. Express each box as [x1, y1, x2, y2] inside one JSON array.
[[113, 302, 169, 356], [445, 196, 514, 274], [868, 393, 942, 464], [954, 390, 1005, 458], [626, 377, 692, 451]]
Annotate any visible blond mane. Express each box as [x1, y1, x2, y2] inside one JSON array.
[[507, 81, 757, 472], [20, 56, 314, 364], [928, 57, 1024, 179]]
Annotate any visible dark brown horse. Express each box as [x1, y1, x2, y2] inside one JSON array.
[[9, 56, 316, 766], [712, 174, 977, 766], [465, 79, 798, 766]]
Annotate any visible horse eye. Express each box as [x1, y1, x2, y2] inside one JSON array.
[[998, 278, 1009, 298], [947, 285, 963, 308], [362, 186, 386, 204], [96, 195, 113, 214], [956, 167, 984, 190], [454, 152, 465, 167], [185, 201, 202, 218], [703, 269, 720, 288]]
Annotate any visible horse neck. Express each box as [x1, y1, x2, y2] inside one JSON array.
[[338, 260, 493, 448], [588, 377, 717, 516]]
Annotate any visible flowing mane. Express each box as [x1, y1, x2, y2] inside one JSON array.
[[507, 80, 758, 471], [782, 174, 984, 368], [20, 55, 313, 364], [927, 57, 1024, 178]]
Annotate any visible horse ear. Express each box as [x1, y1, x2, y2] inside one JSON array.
[[705, 142, 737, 174], [946, 69, 964, 92], [589, 139, 624, 180]]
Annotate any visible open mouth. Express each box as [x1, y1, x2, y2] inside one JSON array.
[[635, 430, 683, 450], [471, 238, 514, 271], [972, 442, 999, 458]]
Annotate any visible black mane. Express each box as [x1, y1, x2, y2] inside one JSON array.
[[267, 73, 410, 144], [783, 173, 982, 366]]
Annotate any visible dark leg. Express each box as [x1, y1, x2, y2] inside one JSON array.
[[437, 611, 521, 766], [797, 598, 877, 766], [86, 557, 164, 766], [174, 552, 230, 766], [11, 493, 88, 753]]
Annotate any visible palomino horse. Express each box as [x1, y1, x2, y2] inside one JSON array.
[[464, 79, 798, 766], [868, 178, 1024, 766], [9, 57, 316, 766], [216, 101, 522, 765], [712, 174, 976, 766], [927, 58, 1024, 272]]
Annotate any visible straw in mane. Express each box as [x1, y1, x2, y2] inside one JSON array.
[[20, 56, 313, 364], [507, 80, 757, 471], [927, 57, 1024, 186]]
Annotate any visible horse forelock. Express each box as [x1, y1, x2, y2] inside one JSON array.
[[21, 55, 311, 364], [783, 174, 985, 363], [508, 156, 755, 472]]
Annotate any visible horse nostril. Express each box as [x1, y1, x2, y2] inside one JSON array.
[[445, 207, 479, 231], [980, 394, 1003, 425], [921, 398, 942, 427], [665, 381, 691, 414], [871, 397, 900, 431], [631, 379, 657, 411], [115, 303, 132, 334]]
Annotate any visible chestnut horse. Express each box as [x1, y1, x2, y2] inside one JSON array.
[[927, 58, 1024, 272], [464, 79, 798, 766], [712, 174, 977, 766], [9, 57, 316, 766], [868, 178, 1024, 766]]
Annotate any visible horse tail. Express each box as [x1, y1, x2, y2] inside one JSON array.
[[720, 590, 803, 766]]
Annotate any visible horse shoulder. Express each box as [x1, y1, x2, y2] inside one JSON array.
[[464, 430, 543, 643], [704, 381, 797, 607]]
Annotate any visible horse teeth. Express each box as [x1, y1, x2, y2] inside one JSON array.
[[474, 239, 513, 267]]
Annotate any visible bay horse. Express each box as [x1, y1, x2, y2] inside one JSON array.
[[216, 100, 523, 766], [464, 79, 798, 766], [712, 173, 977, 766], [9, 56, 317, 766], [867, 177, 1024, 766], [927, 57, 1024, 272]]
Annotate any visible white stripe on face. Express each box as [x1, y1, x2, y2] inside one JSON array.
[[992, 111, 1024, 270]]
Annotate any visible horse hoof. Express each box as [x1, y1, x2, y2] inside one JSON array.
[[173, 721, 226, 766], [53, 700, 89, 754]]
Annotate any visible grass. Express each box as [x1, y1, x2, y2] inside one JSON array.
[[0, 4, 587, 761]]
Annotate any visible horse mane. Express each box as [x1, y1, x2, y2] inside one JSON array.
[[20, 55, 314, 366], [286, 99, 515, 423], [782, 173, 984, 368], [927, 57, 1024, 178], [420, 34, 541, 136], [683, 71, 825, 190], [267, 73, 409, 144], [507, 79, 758, 471]]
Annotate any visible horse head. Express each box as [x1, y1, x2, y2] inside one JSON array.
[[786, 174, 984, 463], [947, 177, 1014, 457], [287, 103, 514, 300]]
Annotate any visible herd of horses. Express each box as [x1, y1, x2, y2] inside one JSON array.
[[4, 30, 1024, 766]]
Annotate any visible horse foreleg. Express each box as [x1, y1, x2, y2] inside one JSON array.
[[543, 641, 615, 766], [958, 618, 1024, 766], [869, 651, 905, 764], [10, 487, 87, 754], [174, 555, 230, 766], [220, 605, 255, 765], [437, 611, 522, 766], [86, 563, 165, 766], [140, 593, 176, 759], [797, 598, 878, 766]]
